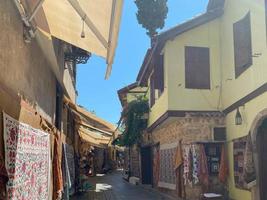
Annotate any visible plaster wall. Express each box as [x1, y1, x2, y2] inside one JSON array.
[[0, 0, 57, 123]]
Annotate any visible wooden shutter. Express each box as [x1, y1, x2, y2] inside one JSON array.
[[150, 73, 155, 107], [233, 12, 252, 78], [154, 54, 164, 93], [185, 46, 210, 89]]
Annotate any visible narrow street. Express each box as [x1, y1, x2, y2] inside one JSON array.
[[71, 170, 171, 200]]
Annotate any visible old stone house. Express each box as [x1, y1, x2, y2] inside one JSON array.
[[119, 0, 267, 200]]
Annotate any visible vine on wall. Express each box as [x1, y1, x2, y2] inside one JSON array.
[[120, 98, 149, 147]]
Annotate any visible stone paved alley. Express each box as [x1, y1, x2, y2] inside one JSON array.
[[71, 170, 173, 200]]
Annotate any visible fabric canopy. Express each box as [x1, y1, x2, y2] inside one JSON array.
[[78, 127, 111, 148], [27, 0, 123, 79]]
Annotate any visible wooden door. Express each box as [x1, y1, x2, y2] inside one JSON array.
[[257, 119, 267, 200], [141, 146, 152, 185]]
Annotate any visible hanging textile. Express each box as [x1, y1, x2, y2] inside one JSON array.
[[243, 135, 256, 188], [233, 136, 248, 189], [65, 144, 75, 195], [192, 144, 200, 184], [62, 144, 71, 200], [62, 143, 75, 198], [152, 144, 160, 187], [53, 132, 63, 200], [182, 145, 192, 186], [3, 113, 51, 200], [188, 148, 193, 185], [0, 153, 8, 199], [174, 140, 185, 198], [158, 142, 177, 190], [199, 144, 209, 188], [174, 141, 183, 170], [218, 144, 228, 183]]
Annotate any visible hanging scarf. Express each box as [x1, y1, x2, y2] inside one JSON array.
[[199, 144, 209, 189], [188, 148, 193, 186], [0, 153, 8, 199], [174, 141, 183, 170], [218, 144, 228, 183], [182, 145, 192, 185], [243, 135, 256, 188], [192, 144, 200, 184], [53, 132, 63, 200]]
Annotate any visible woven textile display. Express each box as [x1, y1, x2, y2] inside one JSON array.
[[233, 135, 256, 190], [158, 142, 177, 190], [233, 136, 247, 189], [3, 113, 50, 200], [65, 144, 75, 195]]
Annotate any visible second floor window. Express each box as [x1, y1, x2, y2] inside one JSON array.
[[154, 54, 164, 96], [233, 12, 252, 78], [150, 73, 155, 108], [55, 81, 63, 130], [185, 46, 211, 89]]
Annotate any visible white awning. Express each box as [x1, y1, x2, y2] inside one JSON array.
[[27, 0, 123, 79], [78, 127, 111, 148]]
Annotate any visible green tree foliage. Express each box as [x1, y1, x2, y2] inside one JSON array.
[[121, 98, 149, 147], [135, 0, 168, 38]]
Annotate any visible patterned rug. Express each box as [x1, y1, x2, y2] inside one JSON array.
[[158, 142, 178, 190], [233, 136, 248, 190], [3, 113, 50, 200], [233, 135, 256, 190], [65, 144, 75, 195]]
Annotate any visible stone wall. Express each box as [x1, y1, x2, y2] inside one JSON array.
[[130, 145, 140, 178], [142, 112, 225, 200]]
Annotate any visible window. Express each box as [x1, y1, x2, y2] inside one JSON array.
[[233, 12, 252, 78], [154, 54, 164, 95], [185, 46, 210, 89], [150, 73, 155, 107]]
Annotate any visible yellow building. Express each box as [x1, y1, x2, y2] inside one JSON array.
[[131, 0, 267, 199]]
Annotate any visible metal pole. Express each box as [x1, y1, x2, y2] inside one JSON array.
[[29, 0, 45, 21]]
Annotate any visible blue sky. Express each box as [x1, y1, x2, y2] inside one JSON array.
[[77, 0, 209, 125]]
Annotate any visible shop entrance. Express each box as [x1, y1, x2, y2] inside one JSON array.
[[141, 146, 153, 185], [257, 118, 267, 200]]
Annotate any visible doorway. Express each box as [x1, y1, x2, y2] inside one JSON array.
[[257, 118, 267, 200], [141, 146, 153, 185]]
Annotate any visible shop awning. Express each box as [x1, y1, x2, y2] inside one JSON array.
[[78, 126, 111, 148], [19, 0, 123, 79]]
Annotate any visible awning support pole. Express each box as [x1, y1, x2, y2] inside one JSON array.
[[67, 0, 109, 49], [29, 0, 45, 21]]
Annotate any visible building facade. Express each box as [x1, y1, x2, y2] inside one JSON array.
[[0, 0, 123, 199], [119, 0, 267, 199]]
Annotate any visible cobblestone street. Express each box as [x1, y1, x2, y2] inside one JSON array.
[[71, 170, 172, 200]]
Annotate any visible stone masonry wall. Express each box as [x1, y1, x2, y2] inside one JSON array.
[[130, 145, 140, 178], [142, 112, 225, 200]]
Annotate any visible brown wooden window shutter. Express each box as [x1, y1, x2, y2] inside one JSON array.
[[185, 46, 210, 89], [233, 12, 252, 78], [154, 54, 164, 94], [150, 73, 155, 107]]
